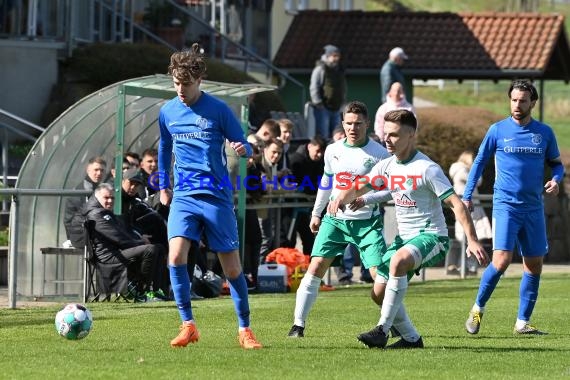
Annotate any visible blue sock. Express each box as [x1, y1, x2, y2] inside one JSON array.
[[169, 265, 193, 322], [228, 273, 250, 328], [518, 272, 540, 321], [475, 264, 503, 308]]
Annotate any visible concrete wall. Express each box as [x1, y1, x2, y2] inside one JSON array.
[[0, 40, 63, 125]]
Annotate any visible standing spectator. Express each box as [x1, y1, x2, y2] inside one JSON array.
[[448, 150, 492, 275], [374, 82, 415, 145], [310, 44, 347, 139], [287, 101, 390, 338], [379, 47, 408, 103], [158, 44, 262, 349], [64, 156, 107, 248], [464, 80, 564, 336]]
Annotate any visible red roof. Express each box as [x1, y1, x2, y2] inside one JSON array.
[[273, 11, 570, 80]]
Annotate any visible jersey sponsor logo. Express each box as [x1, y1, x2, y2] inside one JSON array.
[[172, 131, 211, 140], [394, 193, 417, 208], [503, 146, 543, 154], [531, 133, 542, 145]]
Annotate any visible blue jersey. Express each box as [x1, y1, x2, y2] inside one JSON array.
[[463, 117, 560, 211], [158, 92, 252, 202]]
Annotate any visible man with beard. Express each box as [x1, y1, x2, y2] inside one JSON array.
[[464, 80, 564, 336]]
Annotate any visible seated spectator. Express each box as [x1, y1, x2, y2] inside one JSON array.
[[64, 156, 107, 248], [83, 183, 165, 301], [373, 82, 415, 145]]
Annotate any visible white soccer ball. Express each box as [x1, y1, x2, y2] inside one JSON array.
[[54, 303, 93, 340]]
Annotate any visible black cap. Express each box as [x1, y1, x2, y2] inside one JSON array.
[[123, 168, 144, 184]]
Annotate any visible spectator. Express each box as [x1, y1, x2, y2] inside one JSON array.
[[276, 118, 295, 246], [254, 118, 280, 144], [448, 151, 492, 275], [258, 138, 284, 259], [374, 82, 415, 145], [106, 158, 132, 183], [277, 118, 294, 173], [64, 156, 107, 248], [379, 47, 408, 103], [83, 183, 164, 301], [330, 125, 346, 143], [310, 44, 347, 139], [124, 151, 141, 169], [137, 148, 158, 200], [288, 135, 326, 255]]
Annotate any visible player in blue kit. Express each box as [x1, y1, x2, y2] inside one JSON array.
[[464, 80, 564, 335], [158, 44, 262, 349]]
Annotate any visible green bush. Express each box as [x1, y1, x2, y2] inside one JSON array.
[[416, 105, 500, 194]]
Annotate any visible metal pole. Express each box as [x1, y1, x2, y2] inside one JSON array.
[[2, 128, 8, 212], [8, 194, 19, 309]]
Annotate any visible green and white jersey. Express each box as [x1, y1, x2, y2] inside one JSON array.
[[367, 150, 453, 239], [323, 137, 390, 220]]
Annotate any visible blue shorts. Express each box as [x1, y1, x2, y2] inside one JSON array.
[[492, 208, 548, 256], [168, 194, 239, 253]]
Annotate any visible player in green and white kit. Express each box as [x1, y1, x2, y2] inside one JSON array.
[[330, 109, 489, 348], [287, 101, 390, 338]]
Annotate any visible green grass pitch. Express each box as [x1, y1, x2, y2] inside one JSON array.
[[1, 274, 569, 379]]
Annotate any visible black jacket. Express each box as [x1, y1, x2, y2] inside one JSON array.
[[64, 176, 98, 248], [82, 196, 145, 263], [121, 190, 168, 246], [288, 144, 325, 195]]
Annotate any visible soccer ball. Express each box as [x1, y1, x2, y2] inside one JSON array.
[[54, 303, 93, 340]]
